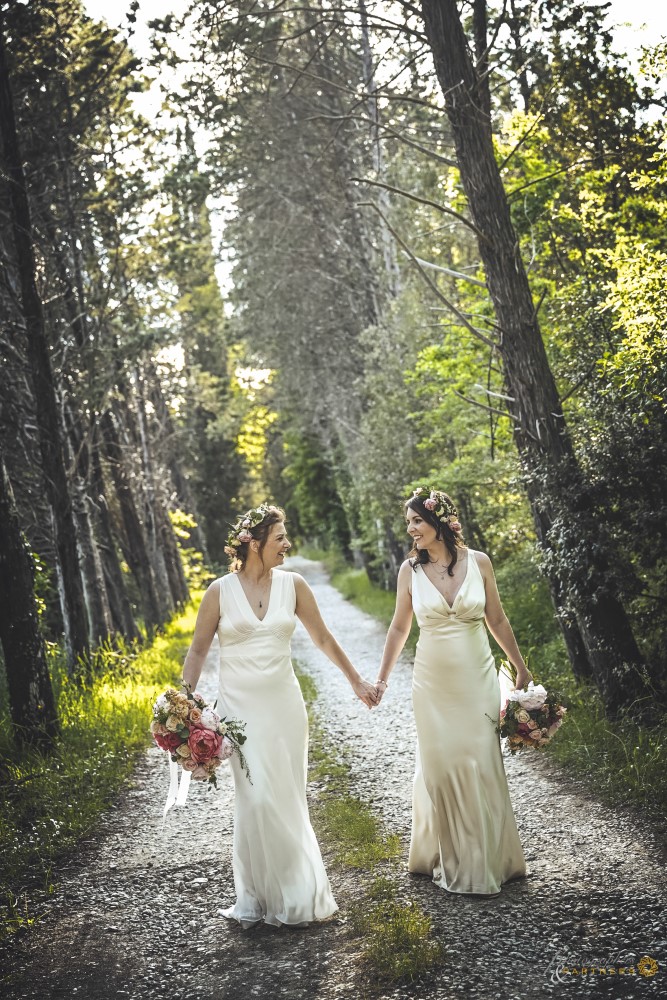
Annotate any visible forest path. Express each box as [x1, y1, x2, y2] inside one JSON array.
[[2, 557, 665, 1000]]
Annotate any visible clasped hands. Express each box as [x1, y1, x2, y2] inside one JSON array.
[[353, 676, 388, 709]]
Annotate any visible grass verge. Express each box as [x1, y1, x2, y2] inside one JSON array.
[[295, 664, 445, 987], [0, 598, 199, 939], [543, 674, 667, 836]]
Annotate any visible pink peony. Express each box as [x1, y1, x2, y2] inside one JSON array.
[[153, 731, 182, 753], [423, 498, 437, 510], [238, 529, 253, 543], [448, 520, 462, 532], [188, 725, 223, 762], [217, 737, 234, 761]]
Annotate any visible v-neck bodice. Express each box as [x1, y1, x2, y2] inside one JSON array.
[[412, 551, 486, 629], [421, 554, 470, 611], [217, 568, 297, 653], [232, 571, 274, 623]]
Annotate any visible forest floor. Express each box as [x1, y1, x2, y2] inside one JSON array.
[[1, 556, 666, 1000]]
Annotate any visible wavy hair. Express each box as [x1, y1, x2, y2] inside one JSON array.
[[405, 493, 464, 575], [227, 505, 286, 573]]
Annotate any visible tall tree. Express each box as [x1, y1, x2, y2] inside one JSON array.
[[418, 0, 649, 713], [0, 14, 89, 670], [0, 448, 58, 747]]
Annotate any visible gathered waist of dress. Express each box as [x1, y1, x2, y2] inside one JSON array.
[[218, 643, 293, 663], [416, 614, 485, 633]]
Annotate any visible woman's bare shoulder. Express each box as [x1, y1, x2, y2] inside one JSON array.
[[469, 550, 493, 574]]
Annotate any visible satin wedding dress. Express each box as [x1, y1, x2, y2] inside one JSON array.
[[408, 551, 526, 895], [216, 568, 337, 927]]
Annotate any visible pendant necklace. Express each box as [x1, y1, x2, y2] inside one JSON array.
[[431, 559, 452, 580]]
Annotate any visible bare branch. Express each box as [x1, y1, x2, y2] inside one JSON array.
[[472, 383, 515, 402], [359, 201, 498, 350], [453, 389, 516, 420], [413, 256, 487, 288], [351, 175, 490, 244]]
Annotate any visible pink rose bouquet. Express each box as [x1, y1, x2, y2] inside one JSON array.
[[150, 686, 250, 786], [494, 661, 567, 755]]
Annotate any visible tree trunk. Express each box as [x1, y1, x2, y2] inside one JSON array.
[[63, 404, 113, 646], [0, 451, 58, 748], [131, 369, 174, 617], [158, 501, 190, 607], [90, 438, 141, 643], [147, 368, 209, 560], [99, 410, 163, 633], [420, 0, 647, 714], [0, 21, 89, 671]]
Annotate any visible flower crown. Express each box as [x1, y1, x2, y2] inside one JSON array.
[[409, 487, 462, 532], [224, 504, 272, 556]]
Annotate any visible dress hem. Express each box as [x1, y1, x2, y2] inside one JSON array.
[[219, 905, 338, 929]]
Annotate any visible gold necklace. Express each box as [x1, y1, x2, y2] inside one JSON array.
[[429, 556, 453, 579]]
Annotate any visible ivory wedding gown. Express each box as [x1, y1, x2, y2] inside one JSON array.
[[408, 551, 526, 895], [216, 568, 337, 927]]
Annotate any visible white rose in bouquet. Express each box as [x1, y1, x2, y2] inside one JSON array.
[[200, 706, 221, 731], [511, 681, 548, 710], [155, 692, 171, 713]]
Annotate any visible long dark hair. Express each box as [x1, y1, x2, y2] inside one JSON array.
[[229, 505, 286, 572], [405, 495, 464, 576]]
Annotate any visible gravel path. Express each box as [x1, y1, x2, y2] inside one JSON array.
[[2, 557, 665, 999]]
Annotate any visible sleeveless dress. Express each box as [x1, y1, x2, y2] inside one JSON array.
[[216, 569, 337, 927], [408, 552, 526, 895]]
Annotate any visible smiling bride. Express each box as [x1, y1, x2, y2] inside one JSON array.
[[180, 503, 378, 928], [373, 487, 531, 897]]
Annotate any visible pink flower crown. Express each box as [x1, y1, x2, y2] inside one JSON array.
[[409, 487, 462, 533], [224, 503, 272, 557]]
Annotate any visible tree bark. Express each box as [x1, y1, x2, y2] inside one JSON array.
[[147, 367, 209, 560], [131, 370, 174, 618], [99, 410, 163, 634], [0, 20, 89, 670], [90, 437, 141, 643], [420, 0, 647, 714], [0, 450, 58, 748]]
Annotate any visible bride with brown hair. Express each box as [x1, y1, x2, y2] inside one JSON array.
[[181, 503, 378, 927], [374, 487, 531, 896]]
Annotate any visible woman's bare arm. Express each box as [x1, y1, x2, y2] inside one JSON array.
[[475, 551, 532, 689], [181, 581, 221, 691]]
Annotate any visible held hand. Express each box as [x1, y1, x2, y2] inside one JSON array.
[[514, 665, 533, 690], [373, 679, 387, 706], [353, 677, 380, 709]]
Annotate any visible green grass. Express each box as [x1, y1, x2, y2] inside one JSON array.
[[349, 878, 446, 984], [0, 599, 199, 938], [295, 662, 444, 987], [544, 673, 667, 833]]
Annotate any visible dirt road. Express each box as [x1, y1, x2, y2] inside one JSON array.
[[2, 557, 665, 999]]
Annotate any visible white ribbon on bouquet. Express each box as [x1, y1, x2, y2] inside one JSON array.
[[163, 753, 192, 819]]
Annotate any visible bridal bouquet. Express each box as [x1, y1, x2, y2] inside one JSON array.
[[496, 661, 567, 754], [150, 685, 249, 786]]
